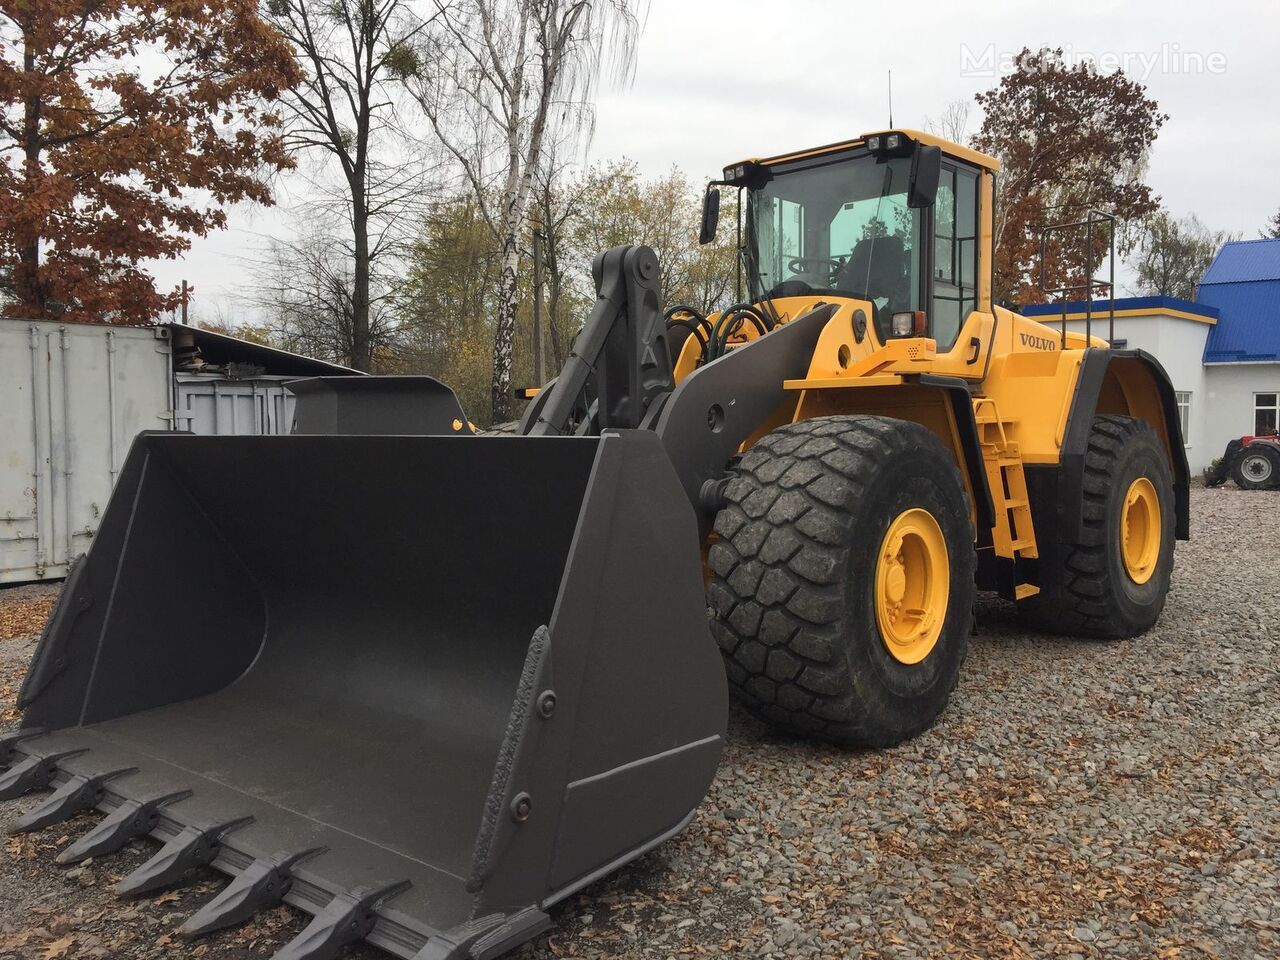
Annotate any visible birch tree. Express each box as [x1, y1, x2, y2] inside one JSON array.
[[407, 0, 641, 420]]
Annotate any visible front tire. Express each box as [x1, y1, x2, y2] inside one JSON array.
[[1022, 415, 1175, 638], [707, 416, 975, 748]]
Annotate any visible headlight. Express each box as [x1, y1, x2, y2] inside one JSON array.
[[866, 135, 881, 153], [891, 312, 914, 336], [885, 133, 902, 151]]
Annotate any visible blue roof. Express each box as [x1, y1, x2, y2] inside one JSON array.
[[1200, 238, 1280, 285], [1199, 238, 1280, 363], [1022, 295, 1218, 319]]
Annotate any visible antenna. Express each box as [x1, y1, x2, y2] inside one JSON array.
[[888, 69, 893, 127]]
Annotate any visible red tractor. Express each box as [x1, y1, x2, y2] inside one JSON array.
[[1205, 434, 1280, 490]]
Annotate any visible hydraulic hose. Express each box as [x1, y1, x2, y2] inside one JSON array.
[[709, 304, 770, 361]]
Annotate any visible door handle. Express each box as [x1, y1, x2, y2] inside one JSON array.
[[966, 336, 982, 365]]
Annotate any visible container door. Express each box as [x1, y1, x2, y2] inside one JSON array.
[[0, 324, 47, 582]]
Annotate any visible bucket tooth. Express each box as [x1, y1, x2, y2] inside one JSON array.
[[180, 847, 326, 937], [12, 767, 136, 834], [56, 790, 192, 865], [115, 816, 253, 898], [271, 881, 411, 960], [0, 749, 86, 801], [0, 728, 44, 768]]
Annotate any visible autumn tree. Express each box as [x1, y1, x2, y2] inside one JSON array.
[[405, 0, 642, 422], [396, 196, 505, 421], [396, 160, 737, 425], [564, 159, 737, 312], [0, 0, 300, 322], [1130, 211, 1234, 300], [972, 47, 1166, 304]]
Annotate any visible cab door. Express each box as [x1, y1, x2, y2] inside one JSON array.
[[931, 162, 995, 378]]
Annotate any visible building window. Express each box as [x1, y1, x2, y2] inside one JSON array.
[[1257, 393, 1279, 436], [1175, 391, 1191, 442]]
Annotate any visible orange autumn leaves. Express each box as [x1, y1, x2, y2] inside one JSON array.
[[0, 0, 302, 322]]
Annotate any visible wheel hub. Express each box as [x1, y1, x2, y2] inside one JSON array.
[[875, 508, 950, 665], [1120, 477, 1161, 585], [1243, 453, 1273, 482]]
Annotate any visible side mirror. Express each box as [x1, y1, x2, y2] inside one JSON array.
[[699, 187, 721, 245], [908, 144, 942, 209]]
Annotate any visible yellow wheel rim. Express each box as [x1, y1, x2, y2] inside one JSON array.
[[1120, 477, 1161, 584], [875, 508, 950, 665]]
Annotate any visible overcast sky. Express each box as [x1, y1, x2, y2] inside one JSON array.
[[151, 0, 1277, 322]]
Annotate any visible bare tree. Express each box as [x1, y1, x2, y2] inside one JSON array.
[[529, 143, 602, 368], [406, 0, 642, 421], [1263, 207, 1280, 240], [249, 225, 401, 366], [924, 99, 971, 145], [265, 0, 433, 370]]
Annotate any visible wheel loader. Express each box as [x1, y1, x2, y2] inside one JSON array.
[[2, 129, 1187, 959]]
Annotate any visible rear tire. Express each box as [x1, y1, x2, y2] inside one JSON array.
[[1232, 444, 1280, 490], [1022, 415, 1175, 639], [707, 416, 975, 748]]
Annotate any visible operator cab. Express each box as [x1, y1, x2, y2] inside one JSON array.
[[705, 131, 990, 352]]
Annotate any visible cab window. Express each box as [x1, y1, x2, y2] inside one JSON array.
[[932, 163, 979, 349], [746, 152, 923, 341]]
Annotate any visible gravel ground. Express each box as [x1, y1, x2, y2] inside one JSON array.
[[1, 485, 1277, 960]]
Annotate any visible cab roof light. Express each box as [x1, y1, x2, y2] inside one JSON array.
[[719, 160, 772, 189], [866, 132, 916, 159]]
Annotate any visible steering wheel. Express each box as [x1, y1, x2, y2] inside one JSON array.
[[788, 256, 841, 279]]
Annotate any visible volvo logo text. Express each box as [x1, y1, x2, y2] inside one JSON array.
[[1020, 332, 1057, 351]]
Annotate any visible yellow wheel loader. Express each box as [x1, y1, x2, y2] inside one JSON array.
[[3, 130, 1186, 959]]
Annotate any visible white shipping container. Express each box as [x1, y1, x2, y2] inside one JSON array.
[[1, 321, 173, 582], [1, 319, 355, 583]]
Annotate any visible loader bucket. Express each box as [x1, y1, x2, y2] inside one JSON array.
[[8, 429, 726, 959]]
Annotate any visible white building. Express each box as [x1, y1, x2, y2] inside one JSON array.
[[1023, 238, 1280, 474]]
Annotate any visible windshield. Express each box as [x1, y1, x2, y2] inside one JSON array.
[[746, 152, 922, 326]]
